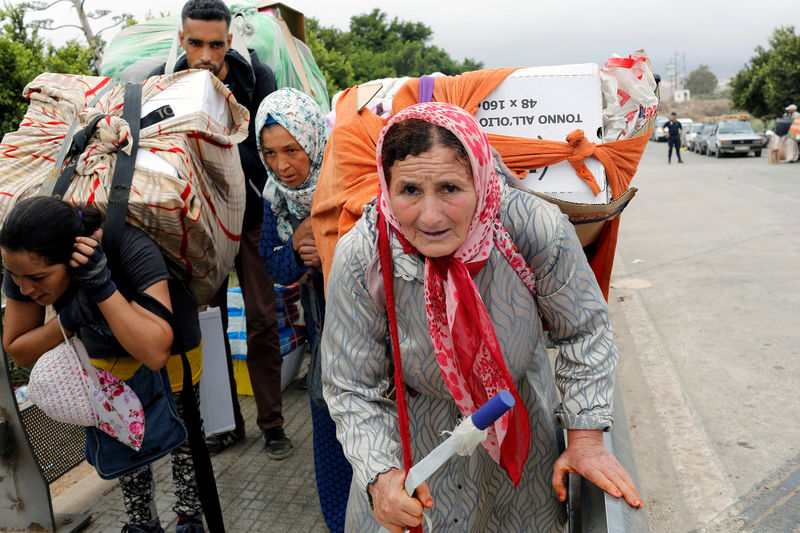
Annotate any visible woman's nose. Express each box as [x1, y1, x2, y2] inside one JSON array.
[[18, 278, 35, 296], [418, 195, 444, 224]]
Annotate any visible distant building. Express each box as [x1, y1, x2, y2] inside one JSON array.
[[674, 89, 691, 103]]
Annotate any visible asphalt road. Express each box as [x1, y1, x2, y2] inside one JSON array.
[[609, 141, 800, 532]]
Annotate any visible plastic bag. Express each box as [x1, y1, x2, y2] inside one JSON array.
[[230, 1, 330, 112], [600, 53, 658, 141]]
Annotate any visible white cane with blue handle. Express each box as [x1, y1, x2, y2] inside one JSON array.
[[378, 390, 516, 533]]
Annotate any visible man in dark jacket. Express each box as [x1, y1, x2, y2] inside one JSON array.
[[149, 0, 292, 460], [663, 112, 684, 163]]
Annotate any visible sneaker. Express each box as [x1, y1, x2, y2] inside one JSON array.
[[176, 515, 205, 533], [121, 525, 165, 533], [205, 427, 245, 454], [264, 427, 293, 460]]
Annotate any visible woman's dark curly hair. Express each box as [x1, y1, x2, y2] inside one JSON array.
[[0, 197, 103, 265], [381, 119, 471, 182]]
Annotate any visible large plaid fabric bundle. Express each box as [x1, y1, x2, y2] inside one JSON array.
[[0, 70, 248, 304]]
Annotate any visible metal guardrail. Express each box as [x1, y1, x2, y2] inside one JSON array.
[[0, 284, 90, 532], [568, 380, 650, 533]]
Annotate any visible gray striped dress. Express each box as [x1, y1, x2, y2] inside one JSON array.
[[322, 184, 618, 532]]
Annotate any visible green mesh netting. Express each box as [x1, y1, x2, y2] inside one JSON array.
[[99, 3, 329, 112]]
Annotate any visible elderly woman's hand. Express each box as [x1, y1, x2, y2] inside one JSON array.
[[552, 429, 643, 509], [369, 468, 433, 532], [292, 218, 314, 250], [297, 241, 321, 268], [292, 218, 321, 268]]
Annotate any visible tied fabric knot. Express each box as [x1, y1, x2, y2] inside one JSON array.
[[565, 129, 601, 195]]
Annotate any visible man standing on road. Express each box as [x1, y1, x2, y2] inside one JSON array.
[[150, 0, 293, 460], [663, 112, 684, 163]]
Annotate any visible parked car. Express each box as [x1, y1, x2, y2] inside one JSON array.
[[684, 123, 704, 151], [651, 116, 669, 141], [696, 122, 716, 154], [707, 115, 764, 157], [677, 117, 693, 141]]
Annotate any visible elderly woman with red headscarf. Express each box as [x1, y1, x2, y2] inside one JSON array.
[[321, 102, 642, 532]]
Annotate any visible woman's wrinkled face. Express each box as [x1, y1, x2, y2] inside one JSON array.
[[387, 144, 477, 258], [0, 249, 71, 306], [260, 124, 312, 188]]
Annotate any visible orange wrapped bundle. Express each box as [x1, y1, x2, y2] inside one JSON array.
[[312, 58, 656, 299]]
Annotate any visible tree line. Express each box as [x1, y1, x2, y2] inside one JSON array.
[[2, 3, 797, 132], [730, 26, 800, 120]]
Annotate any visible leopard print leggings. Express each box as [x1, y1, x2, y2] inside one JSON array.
[[119, 384, 203, 526]]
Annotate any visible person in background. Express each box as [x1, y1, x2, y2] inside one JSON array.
[[1, 198, 206, 533], [663, 112, 684, 163], [149, 0, 292, 459], [779, 105, 799, 163], [765, 130, 780, 165], [254, 87, 352, 532], [321, 103, 641, 532]]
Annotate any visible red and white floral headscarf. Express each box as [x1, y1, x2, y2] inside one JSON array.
[[376, 102, 536, 487]]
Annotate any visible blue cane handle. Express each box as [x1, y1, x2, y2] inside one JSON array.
[[471, 390, 515, 430]]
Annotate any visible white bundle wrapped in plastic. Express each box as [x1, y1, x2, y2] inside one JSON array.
[[600, 52, 659, 141]]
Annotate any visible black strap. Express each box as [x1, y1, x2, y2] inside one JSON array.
[[52, 113, 109, 197], [140, 105, 175, 130], [136, 292, 226, 533], [103, 83, 142, 256]]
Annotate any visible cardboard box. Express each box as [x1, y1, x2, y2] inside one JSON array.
[[475, 64, 609, 204], [257, 2, 306, 43], [137, 71, 234, 177], [140, 70, 232, 130], [198, 306, 236, 437]]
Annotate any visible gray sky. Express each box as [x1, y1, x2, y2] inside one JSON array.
[[13, 0, 799, 81]]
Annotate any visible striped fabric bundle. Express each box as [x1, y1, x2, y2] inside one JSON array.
[[227, 285, 306, 358], [0, 70, 249, 304], [274, 283, 306, 354], [274, 283, 302, 328]]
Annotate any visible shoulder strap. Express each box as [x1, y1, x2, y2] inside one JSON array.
[[135, 290, 226, 533], [103, 83, 142, 256]]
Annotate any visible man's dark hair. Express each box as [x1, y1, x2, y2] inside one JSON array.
[[381, 119, 471, 183], [181, 0, 232, 28], [670, 112, 677, 116]]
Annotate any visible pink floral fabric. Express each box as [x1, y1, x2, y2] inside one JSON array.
[[375, 102, 538, 486], [92, 367, 145, 450]]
